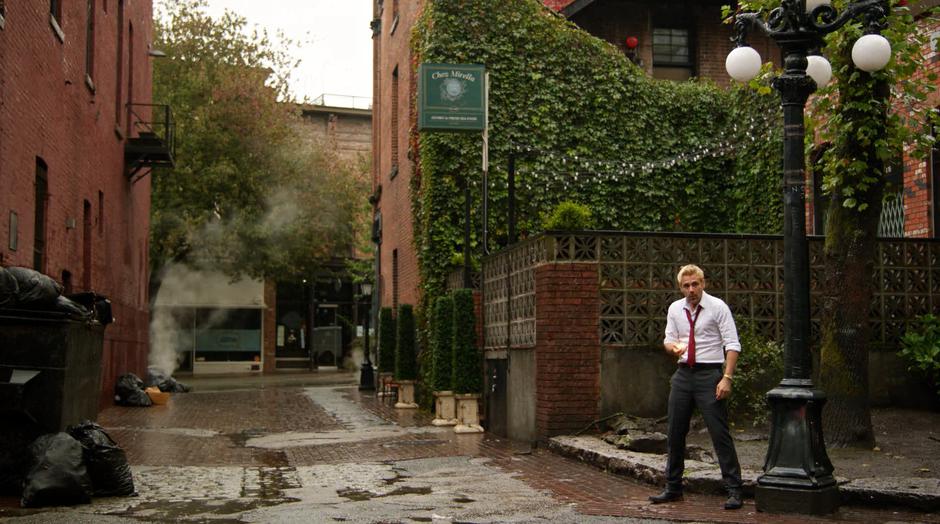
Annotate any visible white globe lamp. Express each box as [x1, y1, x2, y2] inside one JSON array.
[[726, 46, 762, 82], [851, 34, 892, 72], [805, 0, 831, 13], [806, 55, 832, 88]]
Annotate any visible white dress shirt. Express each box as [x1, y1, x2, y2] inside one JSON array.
[[664, 291, 741, 364]]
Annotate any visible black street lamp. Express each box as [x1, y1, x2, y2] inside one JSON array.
[[726, 0, 892, 515], [358, 282, 375, 391]]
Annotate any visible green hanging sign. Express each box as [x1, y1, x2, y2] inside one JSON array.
[[418, 63, 486, 132]]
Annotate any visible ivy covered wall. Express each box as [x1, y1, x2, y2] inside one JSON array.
[[410, 0, 783, 306]]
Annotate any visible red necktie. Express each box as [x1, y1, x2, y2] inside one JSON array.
[[684, 306, 700, 367]]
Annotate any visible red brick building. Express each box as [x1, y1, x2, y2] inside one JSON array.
[[0, 1, 164, 406], [372, 0, 423, 312]]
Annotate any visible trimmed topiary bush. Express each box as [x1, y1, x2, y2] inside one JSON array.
[[542, 200, 594, 231], [395, 304, 417, 381], [378, 307, 396, 373], [431, 294, 455, 392], [451, 289, 481, 394]]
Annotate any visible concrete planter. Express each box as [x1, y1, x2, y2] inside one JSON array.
[[394, 379, 418, 409], [454, 393, 483, 433], [432, 390, 458, 426]]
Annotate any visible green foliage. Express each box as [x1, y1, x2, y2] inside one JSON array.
[[410, 0, 782, 310], [378, 307, 396, 373], [151, 0, 369, 283], [431, 295, 455, 391], [451, 289, 482, 394], [729, 322, 784, 426], [900, 314, 940, 396], [542, 201, 594, 231], [395, 305, 418, 381]]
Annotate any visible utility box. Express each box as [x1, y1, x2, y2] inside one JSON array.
[[0, 309, 106, 433], [311, 326, 342, 368]]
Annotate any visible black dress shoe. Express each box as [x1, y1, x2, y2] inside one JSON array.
[[724, 489, 743, 510], [649, 490, 683, 504]]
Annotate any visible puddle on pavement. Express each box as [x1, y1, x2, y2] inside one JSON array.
[[241, 466, 301, 499], [381, 439, 446, 448], [257, 450, 289, 468], [228, 428, 268, 447], [337, 485, 432, 501], [411, 517, 432, 522], [106, 497, 298, 520]]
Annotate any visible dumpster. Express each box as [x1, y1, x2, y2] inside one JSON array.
[[0, 308, 106, 433]]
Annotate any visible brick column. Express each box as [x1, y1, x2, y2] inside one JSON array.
[[534, 262, 600, 438], [472, 290, 483, 348]]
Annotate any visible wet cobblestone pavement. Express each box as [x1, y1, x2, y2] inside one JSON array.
[[1, 379, 939, 523]]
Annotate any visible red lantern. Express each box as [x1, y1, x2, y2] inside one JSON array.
[[625, 36, 639, 50]]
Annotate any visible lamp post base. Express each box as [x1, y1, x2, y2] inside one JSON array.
[[358, 363, 375, 391], [756, 384, 839, 515], [756, 484, 840, 515]]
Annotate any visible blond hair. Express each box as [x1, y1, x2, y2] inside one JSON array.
[[676, 264, 705, 286]]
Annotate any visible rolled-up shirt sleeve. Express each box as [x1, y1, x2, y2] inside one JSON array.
[[717, 303, 741, 352], [664, 303, 679, 346]]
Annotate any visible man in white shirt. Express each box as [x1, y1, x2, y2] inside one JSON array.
[[649, 264, 743, 510]]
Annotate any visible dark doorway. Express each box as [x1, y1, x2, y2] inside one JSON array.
[[485, 358, 508, 437]]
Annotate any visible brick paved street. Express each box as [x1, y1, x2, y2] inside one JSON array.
[[1, 377, 938, 523]]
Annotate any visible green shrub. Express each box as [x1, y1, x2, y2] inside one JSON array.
[[395, 304, 417, 381], [542, 201, 594, 231], [900, 314, 940, 396], [378, 307, 396, 373], [729, 321, 784, 426], [431, 294, 455, 392], [451, 289, 482, 394]]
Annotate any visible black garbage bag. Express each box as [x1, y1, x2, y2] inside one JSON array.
[[21, 433, 92, 507], [7, 266, 62, 308], [66, 292, 114, 325], [147, 367, 191, 393], [0, 411, 44, 496], [114, 373, 152, 407], [54, 295, 92, 319], [67, 421, 135, 496], [0, 267, 18, 308]]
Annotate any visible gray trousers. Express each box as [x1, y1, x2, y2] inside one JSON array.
[[665, 366, 742, 492]]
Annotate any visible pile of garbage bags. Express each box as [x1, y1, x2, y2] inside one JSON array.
[[114, 368, 190, 407], [0, 419, 135, 507], [0, 266, 112, 323]]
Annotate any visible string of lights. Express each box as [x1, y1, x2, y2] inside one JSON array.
[[495, 112, 779, 191]]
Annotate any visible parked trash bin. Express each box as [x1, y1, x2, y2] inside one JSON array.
[[0, 308, 106, 433]]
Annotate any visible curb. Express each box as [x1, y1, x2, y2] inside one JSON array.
[[547, 435, 940, 512]]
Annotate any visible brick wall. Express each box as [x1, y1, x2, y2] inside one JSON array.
[[0, 1, 154, 408], [374, 0, 423, 311], [534, 263, 600, 438], [569, 1, 779, 87], [903, 17, 940, 238]]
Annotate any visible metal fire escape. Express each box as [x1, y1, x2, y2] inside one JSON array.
[[124, 103, 176, 183]]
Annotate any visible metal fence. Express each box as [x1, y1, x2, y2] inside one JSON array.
[[481, 231, 940, 353]]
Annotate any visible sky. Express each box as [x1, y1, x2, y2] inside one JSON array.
[[193, 0, 373, 106]]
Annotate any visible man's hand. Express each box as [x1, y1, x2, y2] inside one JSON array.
[[668, 341, 687, 359], [716, 377, 732, 400]]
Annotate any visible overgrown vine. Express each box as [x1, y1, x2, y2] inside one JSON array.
[[409, 0, 785, 313]]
